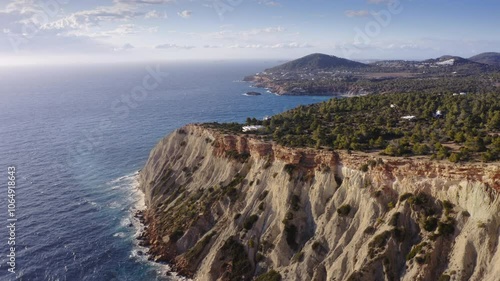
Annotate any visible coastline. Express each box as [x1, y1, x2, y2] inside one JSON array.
[[132, 172, 192, 281]]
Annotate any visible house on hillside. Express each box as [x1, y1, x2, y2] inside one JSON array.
[[242, 125, 264, 132]]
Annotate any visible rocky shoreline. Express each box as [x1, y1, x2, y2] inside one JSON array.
[[134, 209, 192, 279]]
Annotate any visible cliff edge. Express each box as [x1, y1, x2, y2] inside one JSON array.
[[138, 124, 500, 281]]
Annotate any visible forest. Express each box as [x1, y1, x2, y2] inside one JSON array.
[[206, 92, 500, 162]]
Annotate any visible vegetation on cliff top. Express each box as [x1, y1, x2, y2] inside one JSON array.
[[204, 92, 500, 162]]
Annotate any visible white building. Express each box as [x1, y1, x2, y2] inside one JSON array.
[[242, 125, 264, 132], [401, 115, 416, 120]]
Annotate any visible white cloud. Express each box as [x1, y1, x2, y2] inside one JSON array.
[[145, 10, 167, 19], [68, 24, 158, 38], [177, 10, 192, 19], [243, 26, 285, 36], [345, 10, 371, 17], [42, 4, 144, 31], [2, 0, 40, 15], [270, 42, 312, 49], [155, 43, 194, 49]]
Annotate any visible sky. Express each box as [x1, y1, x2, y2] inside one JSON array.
[[0, 0, 499, 65]]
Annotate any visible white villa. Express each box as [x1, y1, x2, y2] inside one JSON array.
[[242, 125, 264, 132]]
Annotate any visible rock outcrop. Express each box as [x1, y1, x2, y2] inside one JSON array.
[[138, 124, 500, 281]]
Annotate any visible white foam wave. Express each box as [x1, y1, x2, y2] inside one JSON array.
[[114, 232, 127, 238], [111, 171, 189, 280], [108, 201, 121, 209]]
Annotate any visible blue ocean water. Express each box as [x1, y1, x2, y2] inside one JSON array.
[[0, 61, 330, 281]]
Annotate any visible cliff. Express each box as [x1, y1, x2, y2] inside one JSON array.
[[138, 124, 500, 281]]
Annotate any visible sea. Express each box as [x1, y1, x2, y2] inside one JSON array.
[[0, 61, 331, 281]]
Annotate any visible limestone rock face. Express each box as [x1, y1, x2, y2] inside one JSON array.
[[138, 124, 500, 281]]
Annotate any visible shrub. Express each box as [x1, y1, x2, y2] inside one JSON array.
[[258, 202, 265, 211], [312, 241, 322, 252], [369, 231, 391, 249], [292, 251, 304, 263], [220, 237, 253, 280], [255, 270, 282, 281], [438, 220, 455, 235], [442, 200, 454, 211], [337, 204, 352, 216], [185, 231, 216, 261], [169, 228, 184, 242], [243, 214, 259, 230], [438, 274, 451, 281], [399, 192, 413, 202], [448, 152, 460, 163], [409, 192, 429, 206], [406, 242, 427, 261], [423, 217, 438, 232], [387, 201, 395, 210], [389, 212, 400, 226], [360, 164, 369, 172]]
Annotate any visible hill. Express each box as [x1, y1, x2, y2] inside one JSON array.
[[266, 53, 369, 72], [469, 52, 500, 66]]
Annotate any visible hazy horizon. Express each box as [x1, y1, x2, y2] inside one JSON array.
[[1, 0, 499, 65]]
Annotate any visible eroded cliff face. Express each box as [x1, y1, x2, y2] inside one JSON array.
[[138, 124, 500, 281]]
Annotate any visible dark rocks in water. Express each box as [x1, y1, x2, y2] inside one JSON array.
[[154, 255, 168, 263], [128, 223, 133, 227], [137, 250, 144, 256], [245, 91, 262, 96], [139, 240, 150, 247], [137, 232, 148, 241]]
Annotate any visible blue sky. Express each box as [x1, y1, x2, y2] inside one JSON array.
[[0, 0, 499, 65]]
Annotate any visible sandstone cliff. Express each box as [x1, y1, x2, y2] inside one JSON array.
[[138, 124, 500, 281]]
